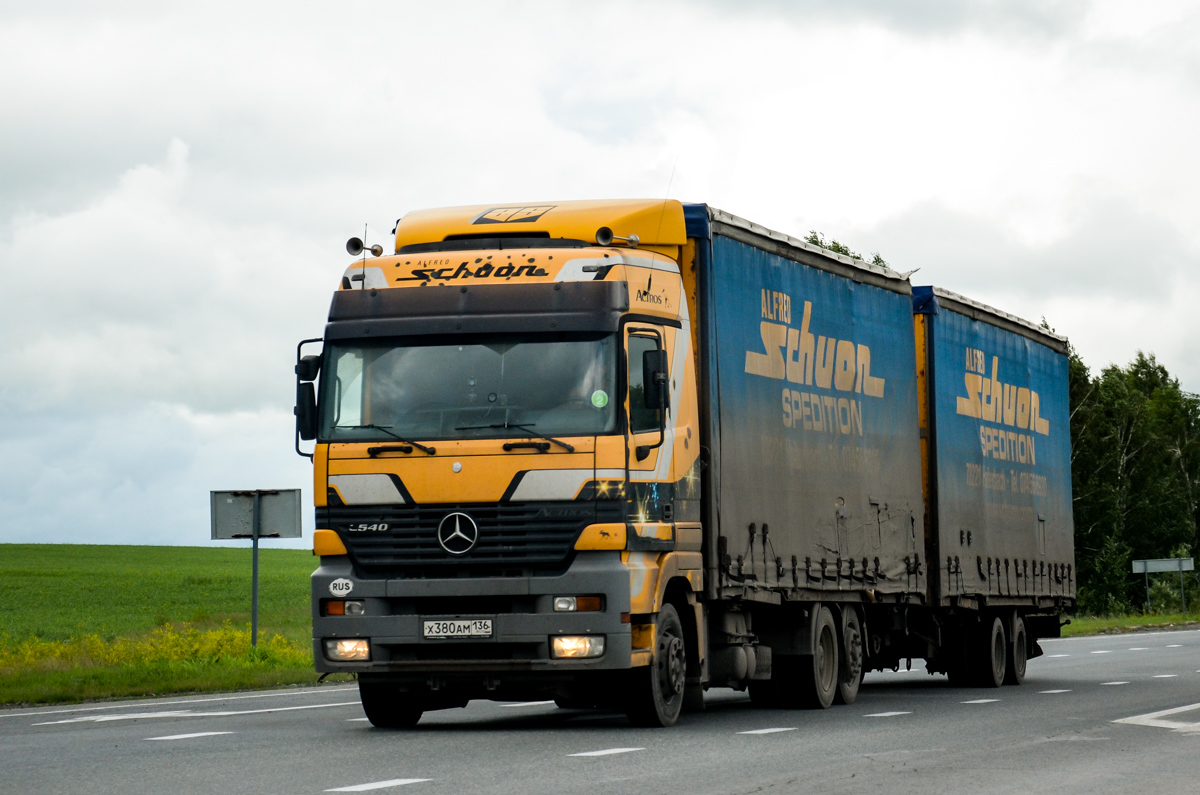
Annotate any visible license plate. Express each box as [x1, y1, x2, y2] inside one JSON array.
[[422, 618, 493, 639]]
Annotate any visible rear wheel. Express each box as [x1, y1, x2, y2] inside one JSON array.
[[359, 681, 423, 728], [834, 608, 864, 705], [1004, 617, 1027, 685], [973, 616, 1007, 688], [626, 604, 687, 727], [798, 606, 839, 709]]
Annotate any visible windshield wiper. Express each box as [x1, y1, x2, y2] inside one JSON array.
[[454, 422, 576, 453], [341, 423, 436, 455]]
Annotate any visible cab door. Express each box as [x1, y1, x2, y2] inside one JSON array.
[[625, 325, 669, 523]]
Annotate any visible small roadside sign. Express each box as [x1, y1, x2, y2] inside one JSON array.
[[210, 489, 303, 645]]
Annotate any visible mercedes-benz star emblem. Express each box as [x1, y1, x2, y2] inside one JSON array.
[[436, 512, 479, 555]]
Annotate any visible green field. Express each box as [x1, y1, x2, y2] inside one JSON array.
[[3, 544, 1198, 707], [0, 544, 333, 706]]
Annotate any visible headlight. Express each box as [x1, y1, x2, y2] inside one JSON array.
[[551, 635, 606, 659], [324, 638, 370, 661]]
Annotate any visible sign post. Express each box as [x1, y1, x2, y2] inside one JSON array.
[[1132, 558, 1194, 615], [211, 489, 302, 646]]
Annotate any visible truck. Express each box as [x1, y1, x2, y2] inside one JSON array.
[[293, 199, 1075, 728]]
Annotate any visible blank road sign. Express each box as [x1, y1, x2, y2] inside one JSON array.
[[1131, 558, 1195, 574], [210, 490, 302, 539]]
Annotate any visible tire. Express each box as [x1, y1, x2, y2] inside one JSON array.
[[834, 607, 864, 705], [973, 615, 1007, 688], [1004, 617, 1027, 686], [798, 606, 839, 709], [358, 681, 423, 728], [626, 604, 687, 727]]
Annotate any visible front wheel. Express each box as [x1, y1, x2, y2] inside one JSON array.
[[359, 681, 423, 728], [626, 604, 687, 727]]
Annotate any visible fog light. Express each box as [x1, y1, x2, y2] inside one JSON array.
[[551, 635, 606, 659], [344, 600, 365, 616], [553, 596, 577, 612], [324, 638, 370, 661]]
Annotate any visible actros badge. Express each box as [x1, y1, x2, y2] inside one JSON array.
[[437, 512, 479, 555]]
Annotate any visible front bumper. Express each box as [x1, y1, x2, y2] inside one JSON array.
[[311, 550, 632, 675]]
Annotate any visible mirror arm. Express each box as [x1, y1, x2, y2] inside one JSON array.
[[636, 373, 668, 462]]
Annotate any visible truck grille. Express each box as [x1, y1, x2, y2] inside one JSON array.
[[316, 501, 622, 578]]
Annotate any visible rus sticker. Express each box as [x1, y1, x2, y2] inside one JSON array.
[[329, 578, 354, 597]]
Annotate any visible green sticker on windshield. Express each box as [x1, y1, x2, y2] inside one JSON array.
[[591, 390, 609, 408]]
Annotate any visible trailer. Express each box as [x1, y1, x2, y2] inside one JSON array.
[[295, 199, 1074, 727]]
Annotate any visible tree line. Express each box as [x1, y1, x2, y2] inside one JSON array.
[[1069, 347, 1200, 613]]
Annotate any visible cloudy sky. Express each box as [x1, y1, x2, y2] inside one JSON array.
[[2, 0, 1198, 546]]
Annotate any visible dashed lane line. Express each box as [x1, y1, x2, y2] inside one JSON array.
[[738, 727, 797, 735], [1129, 647, 1148, 651], [347, 718, 371, 722], [1090, 650, 1113, 654], [1154, 674, 1179, 678], [33, 701, 360, 726], [864, 712, 911, 717], [1101, 682, 1130, 686], [146, 731, 234, 741], [1, 686, 358, 719], [961, 699, 999, 704], [568, 747, 645, 757], [325, 780, 431, 792], [499, 701, 556, 708], [1167, 644, 1183, 648], [1048, 654, 1070, 658], [1039, 690, 1072, 694]]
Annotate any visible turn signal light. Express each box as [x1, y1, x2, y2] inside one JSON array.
[[324, 638, 370, 661], [552, 596, 603, 612], [551, 635, 606, 659]]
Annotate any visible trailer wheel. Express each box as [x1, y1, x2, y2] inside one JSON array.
[[834, 608, 864, 705], [626, 604, 686, 727], [358, 681, 423, 728], [973, 615, 1007, 688], [798, 606, 839, 709], [1004, 617, 1027, 686]]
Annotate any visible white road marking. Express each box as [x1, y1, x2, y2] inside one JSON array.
[[325, 780, 430, 792], [146, 731, 233, 741], [1048, 654, 1070, 658], [500, 701, 555, 708], [1167, 644, 1183, 648], [961, 699, 999, 704], [738, 727, 797, 734], [33, 701, 360, 726], [1039, 690, 1072, 694], [1101, 682, 1130, 686], [568, 747, 644, 757], [347, 718, 371, 722], [1154, 674, 1179, 678], [1114, 702, 1200, 733], [1, 686, 358, 720], [864, 711, 911, 717], [1129, 647, 1148, 651], [1090, 650, 1113, 654]]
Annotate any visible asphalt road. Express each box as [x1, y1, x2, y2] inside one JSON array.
[[4, 629, 1200, 794]]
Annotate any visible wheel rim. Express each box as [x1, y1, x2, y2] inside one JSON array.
[[658, 631, 686, 697], [992, 622, 1005, 679], [818, 626, 837, 692], [845, 623, 863, 683]]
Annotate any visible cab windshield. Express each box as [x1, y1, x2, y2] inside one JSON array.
[[319, 333, 618, 442]]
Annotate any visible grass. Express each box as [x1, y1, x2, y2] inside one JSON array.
[[1063, 612, 1200, 637], [0, 544, 334, 706]]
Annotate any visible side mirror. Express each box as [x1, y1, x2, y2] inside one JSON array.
[[295, 354, 321, 382], [642, 349, 668, 410], [296, 382, 317, 441]]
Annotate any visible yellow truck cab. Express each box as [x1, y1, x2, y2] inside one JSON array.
[[301, 200, 704, 727]]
